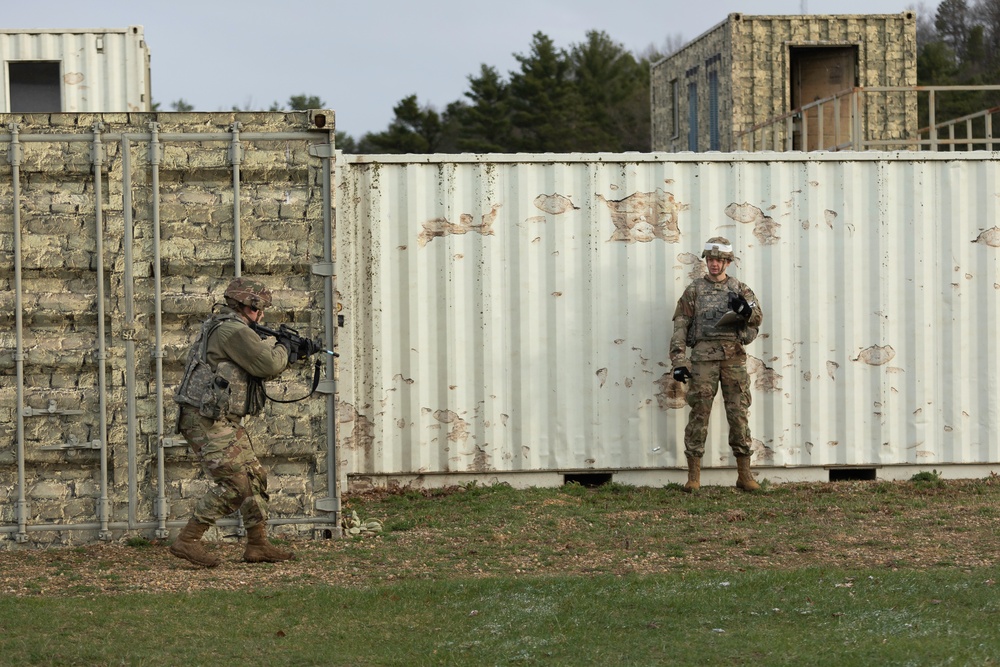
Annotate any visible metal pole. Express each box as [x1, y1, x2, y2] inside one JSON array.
[[228, 121, 246, 537], [324, 141, 339, 524], [308, 134, 342, 536], [9, 123, 29, 543], [149, 122, 170, 539], [122, 138, 138, 529], [230, 122, 243, 278], [92, 123, 112, 541], [929, 90, 937, 151]]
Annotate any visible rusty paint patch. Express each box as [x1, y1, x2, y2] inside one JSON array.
[[599, 189, 687, 243], [338, 401, 374, 459], [678, 251, 708, 281], [63, 72, 85, 85], [417, 203, 502, 246], [750, 438, 773, 463], [724, 202, 780, 245], [432, 409, 471, 443], [826, 361, 839, 379], [824, 209, 838, 228], [972, 227, 1000, 246], [469, 445, 490, 472], [533, 193, 579, 215], [747, 356, 782, 392], [596, 368, 608, 387], [654, 372, 687, 410], [854, 345, 895, 366]]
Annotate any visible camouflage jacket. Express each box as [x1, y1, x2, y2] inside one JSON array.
[[670, 275, 763, 365], [174, 306, 289, 420]]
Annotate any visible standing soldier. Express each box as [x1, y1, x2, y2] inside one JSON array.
[[670, 237, 763, 492], [170, 278, 298, 567]]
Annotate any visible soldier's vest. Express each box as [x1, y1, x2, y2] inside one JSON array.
[[687, 277, 758, 347], [173, 312, 266, 420]]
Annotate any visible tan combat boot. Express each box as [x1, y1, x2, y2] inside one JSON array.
[[683, 455, 701, 493], [735, 456, 760, 492], [169, 518, 221, 568], [243, 523, 295, 563]]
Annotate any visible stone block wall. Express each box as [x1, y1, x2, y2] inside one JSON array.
[[0, 111, 338, 547]]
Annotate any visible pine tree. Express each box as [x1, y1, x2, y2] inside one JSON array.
[[458, 64, 513, 152], [508, 32, 593, 152]]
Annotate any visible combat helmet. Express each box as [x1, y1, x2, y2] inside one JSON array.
[[702, 236, 735, 261], [223, 277, 272, 310]]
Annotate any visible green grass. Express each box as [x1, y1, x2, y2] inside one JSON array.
[[2, 477, 1000, 665], [1, 569, 999, 666]]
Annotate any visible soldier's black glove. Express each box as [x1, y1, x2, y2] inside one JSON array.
[[297, 337, 323, 359], [672, 367, 693, 384], [276, 337, 295, 360], [729, 292, 753, 319]]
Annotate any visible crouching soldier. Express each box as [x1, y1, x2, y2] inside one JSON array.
[[670, 237, 763, 493], [170, 278, 297, 566]]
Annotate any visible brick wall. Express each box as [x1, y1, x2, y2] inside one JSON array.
[[0, 111, 338, 546]]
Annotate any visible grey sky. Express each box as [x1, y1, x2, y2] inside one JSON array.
[[8, 0, 923, 138]]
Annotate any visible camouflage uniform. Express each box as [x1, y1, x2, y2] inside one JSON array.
[[175, 281, 289, 531], [670, 274, 763, 458], [177, 310, 288, 528]]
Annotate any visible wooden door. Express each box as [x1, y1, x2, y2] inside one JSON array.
[[790, 47, 857, 150]]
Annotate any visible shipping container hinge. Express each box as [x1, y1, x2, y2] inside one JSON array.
[[22, 400, 85, 417], [315, 497, 340, 512], [311, 261, 334, 277], [39, 436, 102, 451], [14, 500, 28, 543], [308, 143, 335, 159], [315, 379, 336, 395], [155, 497, 170, 517], [6, 124, 22, 166], [161, 436, 189, 449]]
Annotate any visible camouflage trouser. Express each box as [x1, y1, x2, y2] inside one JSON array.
[[684, 357, 752, 458], [178, 406, 269, 529]]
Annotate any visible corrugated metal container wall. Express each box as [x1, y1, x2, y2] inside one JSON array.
[[0, 27, 150, 112], [337, 153, 1000, 482]]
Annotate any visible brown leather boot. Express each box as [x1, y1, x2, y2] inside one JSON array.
[[243, 523, 295, 563], [736, 455, 761, 492], [683, 455, 701, 493], [169, 518, 221, 568]]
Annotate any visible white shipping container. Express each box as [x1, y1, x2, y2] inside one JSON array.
[[1, 26, 150, 112], [337, 152, 1000, 487]]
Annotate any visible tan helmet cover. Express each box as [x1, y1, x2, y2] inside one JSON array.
[[223, 277, 273, 309], [702, 236, 735, 261]]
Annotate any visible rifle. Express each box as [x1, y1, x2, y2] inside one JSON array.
[[249, 321, 337, 404], [250, 322, 337, 364]]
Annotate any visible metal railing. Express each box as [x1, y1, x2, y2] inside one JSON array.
[[734, 85, 1000, 152]]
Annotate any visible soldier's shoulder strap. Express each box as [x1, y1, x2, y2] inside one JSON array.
[[196, 311, 243, 362]]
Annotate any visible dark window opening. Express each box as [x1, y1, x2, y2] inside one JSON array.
[[687, 82, 698, 151], [708, 70, 720, 150], [563, 472, 613, 488], [9, 61, 62, 112], [829, 468, 876, 482]]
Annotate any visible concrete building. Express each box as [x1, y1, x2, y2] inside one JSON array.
[[650, 13, 917, 152]]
